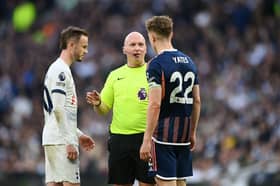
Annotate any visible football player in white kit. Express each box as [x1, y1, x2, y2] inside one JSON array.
[[42, 26, 95, 186]]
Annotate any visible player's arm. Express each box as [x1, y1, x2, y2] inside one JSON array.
[[140, 86, 161, 161], [190, 85, 201, 151], [144, 86, 161, 141], [144, 62, 162, 140], [52, 92, 75, 145], [140, 61, 162, 161], [77, 128, 95, 151]]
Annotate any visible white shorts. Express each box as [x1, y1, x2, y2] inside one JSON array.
[[44, 145, 80, 184]]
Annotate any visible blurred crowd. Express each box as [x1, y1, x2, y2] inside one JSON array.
[[0, 0, 279, 185]]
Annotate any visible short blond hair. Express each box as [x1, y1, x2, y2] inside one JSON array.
[[145, 15, 173, 38]]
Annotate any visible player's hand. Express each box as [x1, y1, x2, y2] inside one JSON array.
[[79, 134, 95, 151], [190, 134, 196, 151], [140, 140, 152, 161], [66, 144, 78, 160], [86, 90, 101, 106]]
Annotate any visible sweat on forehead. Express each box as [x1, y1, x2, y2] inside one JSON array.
[[124, 32, 145, 45]]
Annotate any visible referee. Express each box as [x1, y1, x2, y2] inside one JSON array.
[[86, 32, 155, 186]]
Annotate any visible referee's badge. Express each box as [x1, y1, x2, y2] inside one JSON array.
[[137, 88, 147, 100]]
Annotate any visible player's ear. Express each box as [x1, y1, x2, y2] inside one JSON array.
[[67, 38, 75, 49], [152, 34, 156, 43], [66, 41, 73, 50]]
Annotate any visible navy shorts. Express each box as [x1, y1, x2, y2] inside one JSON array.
[[107, 133, 155, 184], [152, 142, 193, 180]]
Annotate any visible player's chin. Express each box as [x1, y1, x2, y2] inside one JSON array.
[[76, 57, 83, 62]]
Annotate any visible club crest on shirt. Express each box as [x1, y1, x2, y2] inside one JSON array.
[[58, 72, 66, 81], [138, 88, 147, 100]]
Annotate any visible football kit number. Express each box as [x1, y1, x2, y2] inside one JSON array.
[[169, 71, 195, 104]]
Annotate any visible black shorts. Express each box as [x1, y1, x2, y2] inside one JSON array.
[[107, 133, 155, 185]]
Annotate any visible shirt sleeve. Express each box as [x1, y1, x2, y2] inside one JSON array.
[[50, 68, 76, 145], [50, 70, 67, 95], [187, 56, 199, 85], [147, 60, 162, 88], [100, 72, 114, 109]]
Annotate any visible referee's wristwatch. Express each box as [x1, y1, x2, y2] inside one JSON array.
[[94, 100, 101, 107]]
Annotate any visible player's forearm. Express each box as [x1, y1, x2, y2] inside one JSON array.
[[52, 93, 75, 144], [143, 103, 160, 141], [53, 106, 75, 144], [144, 87, 161, 141], [190, 98, 201, 135]]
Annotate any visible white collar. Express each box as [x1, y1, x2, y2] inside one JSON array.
[[158, 48, 177, 54]]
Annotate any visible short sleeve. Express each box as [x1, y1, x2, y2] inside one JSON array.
[[100, 72, 114, 109], [147, 60, 162, 88], [50, 70, 68, 96], [187, 56, 199, 85]]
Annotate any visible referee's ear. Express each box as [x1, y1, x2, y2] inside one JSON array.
[[122, 46, 126, 55]]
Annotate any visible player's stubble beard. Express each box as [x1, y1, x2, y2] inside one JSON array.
[[74, 49, 83, 62]]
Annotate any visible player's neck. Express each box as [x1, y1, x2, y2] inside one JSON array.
[[155, 42, 174, 55], [60, 50, 73, 66]]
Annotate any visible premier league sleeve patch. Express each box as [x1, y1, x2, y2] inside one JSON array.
[[56, 72, 66, 87], [58, 72, 66, 81], [138, 88, 147, 100]]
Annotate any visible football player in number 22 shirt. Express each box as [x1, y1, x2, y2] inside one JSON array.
[[140, 16, 201, 186]]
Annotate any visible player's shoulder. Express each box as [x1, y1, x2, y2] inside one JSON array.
[[177, 50, 194, 61], [149, 55, 162, 65], [49, 59, 69, 73], [173, 50, 196, 65], [46, 58, 70, 82], [150, 50, 176, 64]]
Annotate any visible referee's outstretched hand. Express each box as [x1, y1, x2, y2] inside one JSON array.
[[86, 90, 101, 106]]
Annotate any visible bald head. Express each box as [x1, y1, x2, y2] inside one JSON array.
[[123, 31, 147, 67], [124, 32, 145, 46]]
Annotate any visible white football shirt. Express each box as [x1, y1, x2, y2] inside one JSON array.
[[42, 58, 78, 145]]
